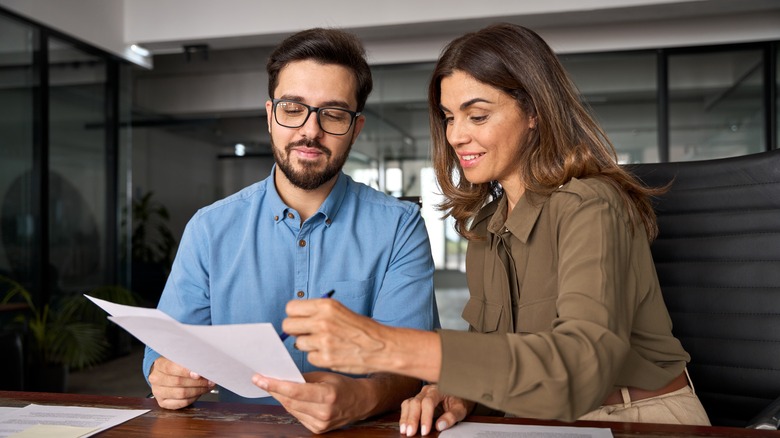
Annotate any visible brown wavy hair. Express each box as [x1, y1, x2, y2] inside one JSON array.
[[429, 23, 663, 241]]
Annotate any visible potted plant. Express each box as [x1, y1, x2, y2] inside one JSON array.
[[0, 276, 138, 391], [124, 191, 176, 303]]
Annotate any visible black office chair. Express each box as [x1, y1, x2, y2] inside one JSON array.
[[627, 149, 780, 428]]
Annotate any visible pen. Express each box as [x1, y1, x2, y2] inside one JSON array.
[[279, 290, 335, 342]]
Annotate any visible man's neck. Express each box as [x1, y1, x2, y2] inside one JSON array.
[[273, 168, 339, 223]]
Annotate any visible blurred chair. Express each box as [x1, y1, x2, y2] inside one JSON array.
[[628, 149, 780, 428]]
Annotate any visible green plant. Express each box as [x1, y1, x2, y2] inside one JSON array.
[[0, 276, 106, 370], [128, 191, 176, 268]]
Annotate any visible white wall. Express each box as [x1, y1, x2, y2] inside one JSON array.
[[2, 0, 779, 66], [0, 0, 150, 67]]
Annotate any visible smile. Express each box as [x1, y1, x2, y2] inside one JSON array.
[[461, 154, 483, 161]]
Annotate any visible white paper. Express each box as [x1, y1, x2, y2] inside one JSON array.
[[0, 403, 148, 438], [440, 421, 613, 438], [85, 295, 304, 398]]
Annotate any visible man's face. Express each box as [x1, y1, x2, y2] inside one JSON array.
[[266, 59, 365, 191]]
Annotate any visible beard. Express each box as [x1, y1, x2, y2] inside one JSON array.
[[273, 137, 351, 191]]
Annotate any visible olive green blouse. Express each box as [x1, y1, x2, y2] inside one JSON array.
[[438, 177, 688, 421]]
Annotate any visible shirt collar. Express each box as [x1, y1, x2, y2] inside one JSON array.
[[486, 191, 546, 244], [267, 165, 347, 226], [317, 171, 348, 226]]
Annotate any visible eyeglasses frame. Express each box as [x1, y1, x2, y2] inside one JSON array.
[[271, 98, 361, 136]]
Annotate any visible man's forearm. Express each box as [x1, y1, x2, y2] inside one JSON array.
[[359, 373, 423, 419]]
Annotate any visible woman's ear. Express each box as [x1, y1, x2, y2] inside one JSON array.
[[529, 116, 537, 130]]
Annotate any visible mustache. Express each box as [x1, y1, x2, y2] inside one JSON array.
[[286, 138, 331, 157]]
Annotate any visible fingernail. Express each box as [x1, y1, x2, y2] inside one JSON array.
[[399, 424, 406, 435], [437, 420, 448, 431], [253, 377, 268, 390], [421, 425, 428, 436], [190, 371, 200, 379]]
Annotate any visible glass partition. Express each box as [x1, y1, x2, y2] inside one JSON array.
[[0, 14, 36, 288], [47, 38, 109, 294], [669, 49, 765, 161], [562, 52, 659, 163]]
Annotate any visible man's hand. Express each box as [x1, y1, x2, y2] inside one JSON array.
[[148, 356, 215, 409], [253, 371, 421, 434], [399, 384, 474, 436]]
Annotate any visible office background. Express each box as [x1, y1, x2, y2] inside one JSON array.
[[1, 0, 779, 330]]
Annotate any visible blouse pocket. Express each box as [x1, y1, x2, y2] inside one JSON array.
[[515, 296, 557, 332], [461, 297, 503, 333]]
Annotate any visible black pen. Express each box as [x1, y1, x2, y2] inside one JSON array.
[[279, 290, 335, 342]]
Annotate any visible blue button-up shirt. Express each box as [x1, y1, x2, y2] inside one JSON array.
[[143, 170, 437, 403]]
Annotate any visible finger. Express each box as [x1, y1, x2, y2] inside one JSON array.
[[419, 394, 441, 436], [436, 397, 472, 431], [435, 411, 461, 432], [399, 397, 421, 437], [285, 298, 322, 317], [153, 357, 189, 376], [153, 386, 209, 409], [253, 374, 319, 402]]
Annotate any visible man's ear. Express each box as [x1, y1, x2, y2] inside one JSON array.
[[266, 100, 274, 133], [350, 114, 366, 144]]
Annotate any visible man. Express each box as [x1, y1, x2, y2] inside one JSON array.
[[142, 28, 438, 433]]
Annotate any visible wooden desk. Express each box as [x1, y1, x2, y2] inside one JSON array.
[[0, 391, 775, 437]]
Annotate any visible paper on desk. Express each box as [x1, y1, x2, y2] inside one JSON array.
[[440, 422, 613, 438], [0, 403, 147, 438], [85, 295, 305, 398]]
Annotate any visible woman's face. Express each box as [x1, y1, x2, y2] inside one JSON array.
[[439, 70, 535, 191]]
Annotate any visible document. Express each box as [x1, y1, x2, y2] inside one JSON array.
[[440, 422, 613, 438], [85, 295, 305, 398], [0, 404, 148, 438]]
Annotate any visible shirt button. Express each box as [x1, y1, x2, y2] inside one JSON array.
[[296, 290, 305, 298], [287, 213, 295, 219], [274, 215, 279, 221], [482, 393, 493, 402], [325, 219, 332, 225], [299, 239, 306, 247]]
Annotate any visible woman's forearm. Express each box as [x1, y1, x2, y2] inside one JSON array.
[[368, 326, 443, 383]]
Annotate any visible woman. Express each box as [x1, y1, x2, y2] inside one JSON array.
[[270, 23, 710, 435]]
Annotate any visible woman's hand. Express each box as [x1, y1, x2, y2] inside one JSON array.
[[284, 297, 442, 383], [399, 384, 474, 436], [284, 298, 389, 375]]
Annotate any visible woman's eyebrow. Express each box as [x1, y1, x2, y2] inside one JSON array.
[[459, 97, 492, 110], [440, 97, 494, 113]]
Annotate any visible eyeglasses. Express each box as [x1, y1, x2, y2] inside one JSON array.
[[271, 99, 360, 136]]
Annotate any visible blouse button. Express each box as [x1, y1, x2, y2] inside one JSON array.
[[287, 213, 295, 219], [274, 215, 279, 221], [296, 290, 305, 298], [325, 218, 332, 225], [299, 239, 306, 247]]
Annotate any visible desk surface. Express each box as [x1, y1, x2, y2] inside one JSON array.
[[0, 391, 775, 437]]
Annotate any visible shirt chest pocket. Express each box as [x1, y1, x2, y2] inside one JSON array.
[[461, 297, 504, 333]]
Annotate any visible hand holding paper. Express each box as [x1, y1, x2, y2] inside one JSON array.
[[85, 295, 304, 398]]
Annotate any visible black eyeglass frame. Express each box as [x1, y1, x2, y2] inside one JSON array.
[[271, 98, 361, 136]]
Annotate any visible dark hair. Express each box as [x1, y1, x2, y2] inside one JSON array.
[[429, 23, 663, 241], [267, 28, 373, 111]]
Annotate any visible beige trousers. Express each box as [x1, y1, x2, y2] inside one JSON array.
[[579, 370, 711, 426]]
